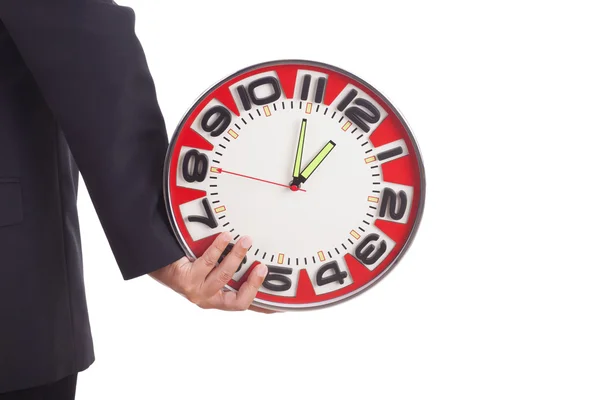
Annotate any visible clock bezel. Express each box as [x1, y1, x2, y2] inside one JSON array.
[[163, 59, 427, 311]]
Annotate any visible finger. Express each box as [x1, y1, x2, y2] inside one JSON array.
[[191, 232, 232, 281], [203, 235, 253, 296], [231, 263, 268, 311]]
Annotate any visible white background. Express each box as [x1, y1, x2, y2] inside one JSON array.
[[77, 1, 600, 399]]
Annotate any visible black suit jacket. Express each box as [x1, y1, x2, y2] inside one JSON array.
[[0, 0, 184, 393]]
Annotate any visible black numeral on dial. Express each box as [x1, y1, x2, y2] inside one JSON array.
[[380, 188, 408, 220], [377, 145, 404, 162], [187, 198, 218, 229], [218, 243, 247, 273], [300, 74, 327, 103], [316, 261, 348, 286], [262, 266, 293, 292], [337, 89, 381, 132], [201, 105, 232, 137], [300, 74, 311, 100], [355, 234, 387, 266], [237, 76, 282, 111], [182, 150, 209, 183]]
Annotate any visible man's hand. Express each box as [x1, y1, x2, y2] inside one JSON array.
[[149, 232, 271, 312]]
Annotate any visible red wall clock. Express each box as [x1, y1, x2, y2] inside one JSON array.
[[164, 60, 426, 311]]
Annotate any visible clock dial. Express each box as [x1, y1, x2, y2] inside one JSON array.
[[165, 60, 425, 311]]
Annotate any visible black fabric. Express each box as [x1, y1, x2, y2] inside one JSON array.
[[0, 374, 78, 400], [0, 0, 185, 393], [0, 179, 22, 227]]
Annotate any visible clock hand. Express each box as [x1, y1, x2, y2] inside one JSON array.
[[292, 119, 307, 179], [291, 140, 336, 187], [215, 168, 307, 192]]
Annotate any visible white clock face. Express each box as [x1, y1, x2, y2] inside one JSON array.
[[166, 60, 425, 310]]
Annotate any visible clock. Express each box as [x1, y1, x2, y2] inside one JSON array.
[[164, 60, 425, 311]]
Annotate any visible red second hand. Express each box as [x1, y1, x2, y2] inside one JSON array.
[[216, 168, 307, 192]]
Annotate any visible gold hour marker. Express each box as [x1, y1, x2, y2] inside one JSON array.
[[277, 253, 285, 264], [210, 167, 221, 173], [214, 206, 226, 213], [342, 121, 352, 131], [305, 102, 313, 114], [368, 196, 379, 203], [263, 105, 272, 117], [350, 230, 361, 240], [364, 156, 376, 164], [317, 251, 325, 262], [227, 129, 239, 139]]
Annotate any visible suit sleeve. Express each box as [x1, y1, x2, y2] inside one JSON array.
[[0, 0, 186, 279]]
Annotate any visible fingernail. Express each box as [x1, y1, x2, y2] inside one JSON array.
[[221, 231, 232, 242], [257, 264, 268, 278], [240, 236, 253, 249]]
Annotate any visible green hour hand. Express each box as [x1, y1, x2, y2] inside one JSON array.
[[292, 140, 336, 186], [293, 119, 307, 179]]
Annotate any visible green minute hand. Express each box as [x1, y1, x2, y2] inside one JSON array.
[[291, 140, 336, 187], [293, 119, 307, 179]]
